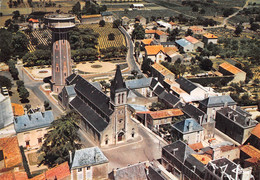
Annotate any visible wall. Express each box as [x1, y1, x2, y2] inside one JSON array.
[[183, 131, 203, 145]]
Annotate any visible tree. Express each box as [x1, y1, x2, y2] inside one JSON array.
[[132, 23, 145, 40], [250, 23, 260, 31], [39, 112, 82, 168], [99, 20, 105, 27], [141, 57, 151, 73], [234, 25, 243, 36], [0, 76, 12, 90], [12, 32, 29, 56], [131, 70, 138, 78], [199, 58, 213, 71], [124, 8, 129, 14], [16, 80, 24, 87], [0, 29, 13, 62], [192, 5, 198, 12], [185, 29, 193, 36], [19, 86, 29, 101], [72, 1, 81, 18], [200, 9, 205, 14], [44, 100, 52, 111], [108, 33, 115, 40], [113, 19, 121, 28]]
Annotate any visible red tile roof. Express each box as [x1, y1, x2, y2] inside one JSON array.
[[203, 33, 218, 39], [189, 142, 204, 150], [185, 36, 199, 44], [219, 62, 245, 75], [0, 137, 23, 171], [0, 171, 28, 180], [145, 30, 168, 36], [143, 109, 184, 119], [82, 14, 101, 18], [28, 18, 39, 23], [145, 45, 165, 55], [141, 39, 153, 45], [31, 162, 70, 180], [220, 145, 237, 152], [240, 145, 260, 159], [251, 123, 260, 139], [11, 103, 24, 116], [151, 63, 174, 77]]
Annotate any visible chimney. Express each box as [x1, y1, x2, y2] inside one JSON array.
[[233, 114, 238, 122], [172, 148, 178, 156], [199, 115, 203, 125], [227, 111, 232, 119], [69, 151, 72, 165], [113, 169, 117, 178], [224, 102, 228, 107], [188, 121, 193, 132]]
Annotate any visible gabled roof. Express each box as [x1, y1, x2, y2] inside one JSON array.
[[0, 171, 28, 180], [240, 145, 260, 159], [145, 45, 165, 55], [11, 103, 24, 116], [176, 77, 197, 94], [29, 18, 39, 23], [158, 91, 180, 107], [151, 63, 175, 78], [175, 39, 192, 47], [184, 154, 207, 178], [31, 162, 70, 180], [69, 96, 108, 132], [113, 161, 147, 180], [251, 123, 260, 139], [0, 137, 23, 170], [140, 108, 183, 119], [173, 118, 203, 134], [66, 73, 77, 85], [125, 77, 153, 89], [141, 38, 153, 45], [14, 111, 54, 133], [185, 36, 199, 44], [199, 95, 236, 108], [65, 85, 76, 96], [72, 75, 113, 116], [181, 104, 206, 122], [153, 85, 165, 96], [219, 62, 245, 75], [163, 140, 195, 162], [71, 147, 108, 169], [164, 46, 179, 56], [203, 33, 218, 39], [189, 142, 204, 151]]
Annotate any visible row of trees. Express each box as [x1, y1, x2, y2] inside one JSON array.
[[22, 49, 51, 66], [100, 46, 128, 59], [16, 80, 30, 102], [8, 60, 19, 80]]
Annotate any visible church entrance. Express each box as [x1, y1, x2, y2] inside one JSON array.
[[118, 132, 124, 142]]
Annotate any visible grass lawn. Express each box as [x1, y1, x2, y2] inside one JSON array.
[[78, 23, 126, 51]]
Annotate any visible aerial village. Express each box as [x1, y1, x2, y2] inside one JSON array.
[[0, 0, 259, 180]]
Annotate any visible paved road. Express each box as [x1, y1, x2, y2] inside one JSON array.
[[119, 26, 142, 75], [16, 65, 64, 119]]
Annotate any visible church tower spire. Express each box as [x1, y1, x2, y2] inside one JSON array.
[[110, 65, 127, 106]]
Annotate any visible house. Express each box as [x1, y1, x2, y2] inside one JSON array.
[[145, 30, 168, 42], [136, 108, 184, 130], [204, 158, 253, 180], [28, 18, 39, 29], [141, 38, 159, 47], [14, 111, 54, 149], [158, 91, 181, 109], [0, 92, 14, 129], [202, 33, 218, 44], [136, 15, 146, 26], [161, 140, 206, 179], [63, 66, 138, 147], [70, 147, 108, 180], [131, 3, 144, 9], [164, 46, 183, 63], [81, 14, 102, 24], [59, 85, 76, 109], [161, 41, 176, 47], [185, 36, 204, 50], [175, 38, 194, 52], [31, 162, 70, 180], [121, 16, 130, 26], [156, 20, 173, 30], [145, 45, 166, 63], [215, 107, 258, 144], [244, 123, 260, 149], [110, 161, 148, 180], [188, 26, 205, 34], [0, 136, 24, 171], [101, 11, 113, 22], [199, 95, 237, 121], [11, 103, 24, 116], [151, 63, 175, 84], [172, 118, 204, 144], [0, 171, 28, 180], [219, 62, 246, 83]]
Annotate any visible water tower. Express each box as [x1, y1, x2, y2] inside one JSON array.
[[44, 14, 75, 94]]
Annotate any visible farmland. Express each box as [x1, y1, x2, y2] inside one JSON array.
[[78, 23, 126, 51], [26, 29, 51, 52]]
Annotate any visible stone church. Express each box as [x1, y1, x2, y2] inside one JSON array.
[[58, 66, 137, 147]]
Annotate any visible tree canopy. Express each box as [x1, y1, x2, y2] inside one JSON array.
[[132, 23, 145, 40], [39, 112, 82, 168]]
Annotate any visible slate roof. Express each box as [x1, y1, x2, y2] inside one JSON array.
[[72, 75, 113, 116], [163, 140, 195, 162], [147, 166, 167, 180], [111, 65, 127, 93], [70, 96, 108, 132], [173, 118, 203, 134], [206, 158, 243, 179], [175, 39, 192, 47], [65, 85, 76, 96], [71, 147, 108, 169], [161, 41, 176, 46], [128, 104, 149, 112], [31, 162, 70, 180], [14, 111, 54, 133], [153, 85, 165, 96], [176, 77, 197, 94], [216, 107, 258, 128], [184, 154, 206, 178], [101, 11, 113, 16], [181, 104, 206, 122], [158, 91, 180, 107], [113, 161, 148, 180], [199, 95, 236, 108], [91, 81, 102, 91], [150, 78, 158, 89], [66, 73, 77, 85], [125, 77, 153, 89]]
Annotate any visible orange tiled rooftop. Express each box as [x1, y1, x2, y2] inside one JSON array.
[[189, 142, 204, 151], [82, 14, 101, 18], [11, 103, 25, 116], [240, 145, 260, 159], [0, 171, 28, 180], [219, 62, 245, 75], [185, 36, 199, 44], [192, 154, 211, 165], [203, 33, 218, 39], [141, 39, 153, 45], [145, 45, 164, 55], [251, 123, 260, 139], [149, 108, 184, 119]]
